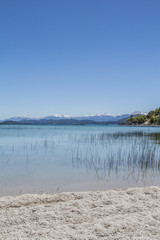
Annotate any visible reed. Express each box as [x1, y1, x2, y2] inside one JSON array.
[[70, 131, 160, 181]]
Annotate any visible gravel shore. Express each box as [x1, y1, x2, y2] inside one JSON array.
[[0, 186, 160, 240]]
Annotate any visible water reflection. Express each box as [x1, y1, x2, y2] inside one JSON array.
[[149, 133, 160, 145]]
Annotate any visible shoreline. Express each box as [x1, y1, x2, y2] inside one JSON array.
[[122, 124, 160, 127], [1, 185, 160, 239]]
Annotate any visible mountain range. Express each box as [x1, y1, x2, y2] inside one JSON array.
[[0, 112, 145, 125]]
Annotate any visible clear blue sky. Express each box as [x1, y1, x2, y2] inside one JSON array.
[[0, 0, 160, 119]]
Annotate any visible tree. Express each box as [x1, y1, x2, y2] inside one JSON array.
[[155, 115, 160, 124], [147, 110, 155, 118], [150, 116, 155, 124], [154, 108, 160, 116], [136, 115, 146, 124]]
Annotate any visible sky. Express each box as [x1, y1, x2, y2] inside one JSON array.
[[0, 0, 160, 119]]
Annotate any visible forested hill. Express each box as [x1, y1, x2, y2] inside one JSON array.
[[127, 107, 160, 125]]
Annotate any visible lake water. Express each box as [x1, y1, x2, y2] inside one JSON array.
[[0, 125, 160, 195]]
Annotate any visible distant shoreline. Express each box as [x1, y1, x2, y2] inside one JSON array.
[[0, 122, 160, 127], [122, 123, 160, 127], [0, 121, 119, 126]]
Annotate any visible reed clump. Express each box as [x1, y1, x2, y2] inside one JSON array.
[[71, 131, 160, 181]]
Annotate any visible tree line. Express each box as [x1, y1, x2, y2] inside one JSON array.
[[127, 107, 160, 125]]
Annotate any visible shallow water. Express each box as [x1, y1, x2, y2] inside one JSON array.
[[0, 125, 160, 195]]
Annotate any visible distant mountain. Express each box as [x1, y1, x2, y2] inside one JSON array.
[[6, 116, 39, 121], [0, 112, 145, 125], [74, 114, 132, 122], [0, 120, 20, 125]]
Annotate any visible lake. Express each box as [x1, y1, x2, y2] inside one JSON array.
[[0, 124, 160, 195]]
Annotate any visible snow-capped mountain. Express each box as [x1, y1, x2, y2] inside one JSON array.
[[131, 111, 146, 115], [1, 111, 144, 123], [74, 113, 131, 122], [42, 114, 71, 120]]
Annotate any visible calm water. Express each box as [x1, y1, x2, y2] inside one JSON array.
[[0, 125, 160, 195]]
